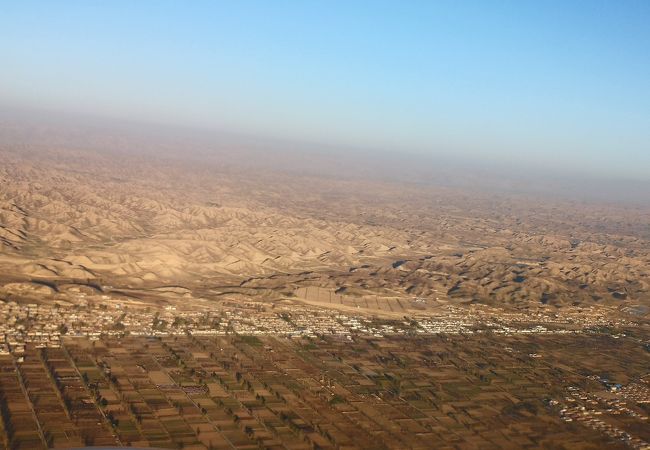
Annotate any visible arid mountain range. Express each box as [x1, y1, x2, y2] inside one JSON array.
[[1, 141, 649, 318]]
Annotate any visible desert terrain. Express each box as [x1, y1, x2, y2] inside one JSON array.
[[1, 140, 649, 449], [1, 143, 649, 317]]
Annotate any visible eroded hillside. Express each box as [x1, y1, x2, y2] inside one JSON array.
[[1, 146, 649, 317]]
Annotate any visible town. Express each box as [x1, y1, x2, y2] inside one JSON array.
[[0, 295, 641, 353]]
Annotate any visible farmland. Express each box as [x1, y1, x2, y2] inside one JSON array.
[[0, 332, 648, 449]]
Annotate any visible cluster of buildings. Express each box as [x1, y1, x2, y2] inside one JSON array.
[[556, 386, 649, 450], [0, 294, 642, 357], [462, 304, 640, 329]]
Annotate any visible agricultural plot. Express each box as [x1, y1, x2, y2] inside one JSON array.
[[0, 332, 648, 449]]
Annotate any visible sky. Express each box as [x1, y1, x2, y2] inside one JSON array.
[[1, 1, 649, 179]]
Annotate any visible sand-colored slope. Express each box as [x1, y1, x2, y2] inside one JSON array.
[[0, 147, 648, 313]]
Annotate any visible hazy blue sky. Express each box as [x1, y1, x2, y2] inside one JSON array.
[[1, 1, 649, 178]]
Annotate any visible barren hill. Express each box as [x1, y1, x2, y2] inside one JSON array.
[[1, 144, 649, 317]]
